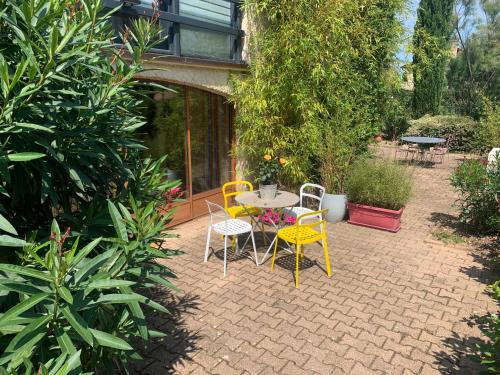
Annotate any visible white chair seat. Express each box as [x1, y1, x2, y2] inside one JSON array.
[[289, 206, 315, 217], [212, 219, 253, 236]]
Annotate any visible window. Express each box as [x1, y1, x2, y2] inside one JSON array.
[[180, 25, 231, 59], [104, 0, 243, 62], [179, 0, 232, 26]]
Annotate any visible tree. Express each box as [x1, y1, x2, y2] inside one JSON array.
[[231, 0, 405, 187], [412, 0, 455, 117], [447, 0, 499, 118]]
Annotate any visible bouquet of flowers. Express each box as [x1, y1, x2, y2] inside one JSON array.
[[257, 154, 286, 185]]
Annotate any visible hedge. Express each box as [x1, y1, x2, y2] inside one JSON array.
[[406, 115, 479, 152]]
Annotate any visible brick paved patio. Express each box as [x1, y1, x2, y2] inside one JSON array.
[[134, 149, 498, 374]]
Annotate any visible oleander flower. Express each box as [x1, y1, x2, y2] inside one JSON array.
[[263, 154, 272, 161]]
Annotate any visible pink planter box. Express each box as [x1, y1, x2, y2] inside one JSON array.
[[347, 202, 403, 233]]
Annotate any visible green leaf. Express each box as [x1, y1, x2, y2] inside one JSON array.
[[148, 330, 167, 338], [0, 264, 52, 282], [89, 329, 133, 350], [7, 152, 46, 162], [0, 213, 17, 235], [60, 307, 93, 346], [70, 237, 101, 267], [57, 350, 82, 375], [13, 122, 54, 133], [0, 235, 27, 247], [55, 327, 77, 354], [72, 249, 114, 285], [58, 286, 73, 305], [95, 293, 143, 304], [0, 281, 46, 295], [0, 293, 50, 327], [86, 279, 135, 290], [107, 200, 128, 242]]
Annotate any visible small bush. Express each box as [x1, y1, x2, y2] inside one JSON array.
[[473, 281, 500, 373], [345, 159, 412, 210], [406, 115, 478, 152], [450, 158, 500, 234]]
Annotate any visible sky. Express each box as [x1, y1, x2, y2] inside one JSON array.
[[397, 0, 419, 64]]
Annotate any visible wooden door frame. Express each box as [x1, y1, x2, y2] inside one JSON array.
[[166, 85, 235, 226]]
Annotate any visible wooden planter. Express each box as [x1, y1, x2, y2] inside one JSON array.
[[347, 202, 403, 232]]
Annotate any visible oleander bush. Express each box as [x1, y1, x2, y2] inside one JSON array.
[[0, 0, 181, 373], [450, 158, 500, 234], [406, 115, 478, 152], [345, 159, 412, 210]]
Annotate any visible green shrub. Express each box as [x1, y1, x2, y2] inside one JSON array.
[[473, 281, 500, 373], [450, 159, 500, 234], [345, 159, 412, 210], [406, 115, 478, 152], [0, 0, 162, 238]]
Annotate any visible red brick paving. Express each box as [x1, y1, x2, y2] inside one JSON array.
[[135, 149, 497, 374]]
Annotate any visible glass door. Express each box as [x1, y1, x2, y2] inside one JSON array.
[[139, 83, 234, 224], [187, 88, 233, 217]]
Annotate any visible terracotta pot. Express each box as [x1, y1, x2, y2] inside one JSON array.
[[374, 134, 383, 143], [347, 202, 403, 232]]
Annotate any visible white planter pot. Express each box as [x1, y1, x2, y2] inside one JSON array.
[[322, 193, 347, 222], [259, 184, 277, 200]]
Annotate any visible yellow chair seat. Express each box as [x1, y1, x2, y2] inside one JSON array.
[[278, 225, 321, 245], [226, 205, 261, 219]]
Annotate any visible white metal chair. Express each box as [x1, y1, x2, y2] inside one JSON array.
[[204, 200, 258, 276], [288, 183, 325, 221]]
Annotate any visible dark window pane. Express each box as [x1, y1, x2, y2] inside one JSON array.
[[179, 0, 232, 26], [180, 25, 230, 59], [189, 89, 231, 194], [139, 85, 189, 197]]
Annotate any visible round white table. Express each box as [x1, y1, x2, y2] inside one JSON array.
[[236, 190, 299, 263]]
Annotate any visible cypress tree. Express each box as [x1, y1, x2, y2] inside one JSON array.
[[412, 0, 455, 117]]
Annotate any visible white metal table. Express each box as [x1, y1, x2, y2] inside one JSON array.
[[235, 190, 299, 264]]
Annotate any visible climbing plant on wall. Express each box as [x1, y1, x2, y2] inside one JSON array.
[[231, 0, 405, 187]]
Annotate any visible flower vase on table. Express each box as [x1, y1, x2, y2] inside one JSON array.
[[257, 154, 286, 200]]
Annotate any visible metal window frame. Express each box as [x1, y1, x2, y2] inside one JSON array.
[[104, 0, 244, 63]]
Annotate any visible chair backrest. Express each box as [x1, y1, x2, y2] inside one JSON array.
[[295, 209, 328, 238], [222, 181, 254, 209], [299, 183, 325, 210], [206, 200, 229, 227]]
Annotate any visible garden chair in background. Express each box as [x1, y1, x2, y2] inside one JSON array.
[[287, 183, 325, 222], [204, 201, 258, 276], [222, 181, 261, 219], [430, 136, 452, 164], [395, 144, 410, 161], [271, 209, 331, 288]]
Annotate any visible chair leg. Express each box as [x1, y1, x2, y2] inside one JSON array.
[[204, 226, 212, 262], [270, 236, 279, 271], [223, 235, 228, 277], [322, 235, 332, 277], [295, 244, 301, 288], [250, 231, 258, 266]]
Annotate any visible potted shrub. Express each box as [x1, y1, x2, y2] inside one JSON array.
[[320, 126, 369, 222], [345, 158, 412, 232], [257, 154, 286, 200]]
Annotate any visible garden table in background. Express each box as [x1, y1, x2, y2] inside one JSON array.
[[236, 190, 299, 264], [400, 136, 447, 163]]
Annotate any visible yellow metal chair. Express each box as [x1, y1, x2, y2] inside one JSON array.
[[222, 181, 261, 218], [271, 209, 331, 288]]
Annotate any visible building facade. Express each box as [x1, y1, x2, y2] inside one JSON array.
[[105, 0, 247, 224]]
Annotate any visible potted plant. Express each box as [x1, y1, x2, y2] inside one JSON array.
[[345, 158, 412, 232], [319, 127, 362, 222], [257, 154, 286, 200]]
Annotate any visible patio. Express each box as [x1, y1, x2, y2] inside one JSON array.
[[134, 149, 497, 374]]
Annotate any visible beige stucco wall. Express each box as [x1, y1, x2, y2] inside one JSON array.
[[138, 58, 245, 96]]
